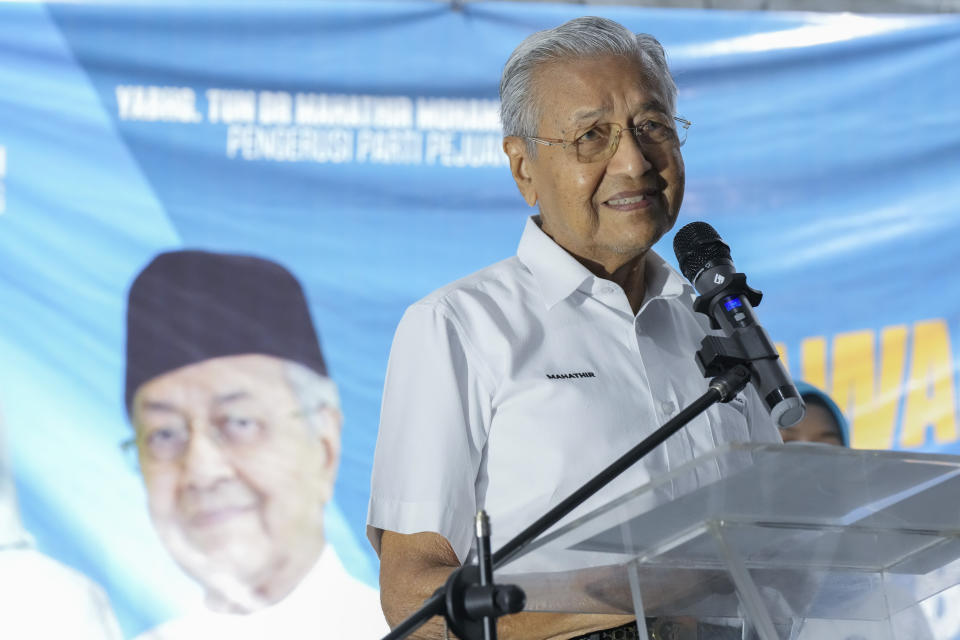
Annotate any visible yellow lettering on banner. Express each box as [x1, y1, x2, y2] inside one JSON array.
[[774, 342, 788, 372], [851, 326, 908, 449], [830, 330, 873, 436], [901, 320, 959, 447], [830, 329, 905, 449], [800, 336, 827, 390]]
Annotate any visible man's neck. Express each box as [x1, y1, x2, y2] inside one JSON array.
[[534, 216, 651, 314], [205, 539, 327, 614]]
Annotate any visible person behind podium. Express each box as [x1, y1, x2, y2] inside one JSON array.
[[779, 382, 848, 447], [367, 16, 782, 640], [124, 250, 386, 639]]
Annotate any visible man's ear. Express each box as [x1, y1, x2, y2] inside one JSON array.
[[503, 136, 538, 207], [315, 407, 342, 501]]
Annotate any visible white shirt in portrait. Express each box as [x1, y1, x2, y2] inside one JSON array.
[[136, 546, 387, 640]]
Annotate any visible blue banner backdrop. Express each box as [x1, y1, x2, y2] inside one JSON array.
[[0, 1, 959, 637]]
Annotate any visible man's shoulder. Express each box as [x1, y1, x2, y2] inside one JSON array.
[[391, 256, 541, 371], [136, 549, 388, 640], [409, 255, 535, 319], [0, 548, 123, 638], [0, 549, 117, 613]]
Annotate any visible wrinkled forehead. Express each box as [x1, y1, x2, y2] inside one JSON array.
[[531, 54, 671, 128], [132, 354, 292, 419]]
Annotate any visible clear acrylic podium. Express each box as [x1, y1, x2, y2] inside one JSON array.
[[496, 444, 960, 639]]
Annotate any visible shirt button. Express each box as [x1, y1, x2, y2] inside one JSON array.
[[661, 401, 676, 415], [603, 286, 615, 294]]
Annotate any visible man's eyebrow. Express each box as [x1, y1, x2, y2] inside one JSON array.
[[569, 108, 607, 125], [214, 390, 252, 405], [637, 100, 670, 116], [569, 100, 670, 127], [139, 400, 180, 413]]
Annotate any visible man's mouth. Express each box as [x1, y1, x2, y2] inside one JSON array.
[[607, 195, 648, 206], [187, 504, 257, 527], [603, 189, 659, 209]]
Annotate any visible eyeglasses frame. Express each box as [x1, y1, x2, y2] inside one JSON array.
[[120, 404, 329, 467], [526, 116, 691, 163]]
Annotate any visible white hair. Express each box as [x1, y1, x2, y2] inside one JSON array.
[[281, 361, 340, 435], [499, 16, 677, 151]]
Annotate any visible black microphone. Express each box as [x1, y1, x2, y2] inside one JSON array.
[[673, 221, 805, 428]]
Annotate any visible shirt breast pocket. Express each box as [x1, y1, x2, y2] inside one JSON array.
[[710, 392, 751, 443]]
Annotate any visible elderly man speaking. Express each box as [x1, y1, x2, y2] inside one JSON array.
[[367, 16, 782, 640]]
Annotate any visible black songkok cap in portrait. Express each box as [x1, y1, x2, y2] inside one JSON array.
[[124, 250, 327, 414]]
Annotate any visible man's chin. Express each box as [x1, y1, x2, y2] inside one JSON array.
[[605, 223, 671, 258], [190, 541, 272, 574], [170, 533, 275, 583], [179, 507, 263, 546]]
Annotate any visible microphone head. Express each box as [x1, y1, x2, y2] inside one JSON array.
[[673, 221, 733, 284]]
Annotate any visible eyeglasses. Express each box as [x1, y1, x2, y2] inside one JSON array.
[[121, 405, 324, 465], [526, 117, 691, 163]]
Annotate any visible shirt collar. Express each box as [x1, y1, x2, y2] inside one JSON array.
[[517, 216, 593, 309], [642, 246, 691, 303], [516, 216, 692, 309]]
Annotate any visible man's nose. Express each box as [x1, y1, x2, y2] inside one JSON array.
[[180, 427, 234, 489], [607, 129, 653, 177]]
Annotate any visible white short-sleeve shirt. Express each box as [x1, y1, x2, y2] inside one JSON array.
[[367, 217, 781, 563]]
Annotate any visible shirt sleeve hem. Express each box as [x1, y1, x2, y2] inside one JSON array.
[[367, 497, 476, 565]]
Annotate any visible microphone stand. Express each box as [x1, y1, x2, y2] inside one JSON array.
[[381, 510, 526, 640], [383, 267, 786, 639]]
